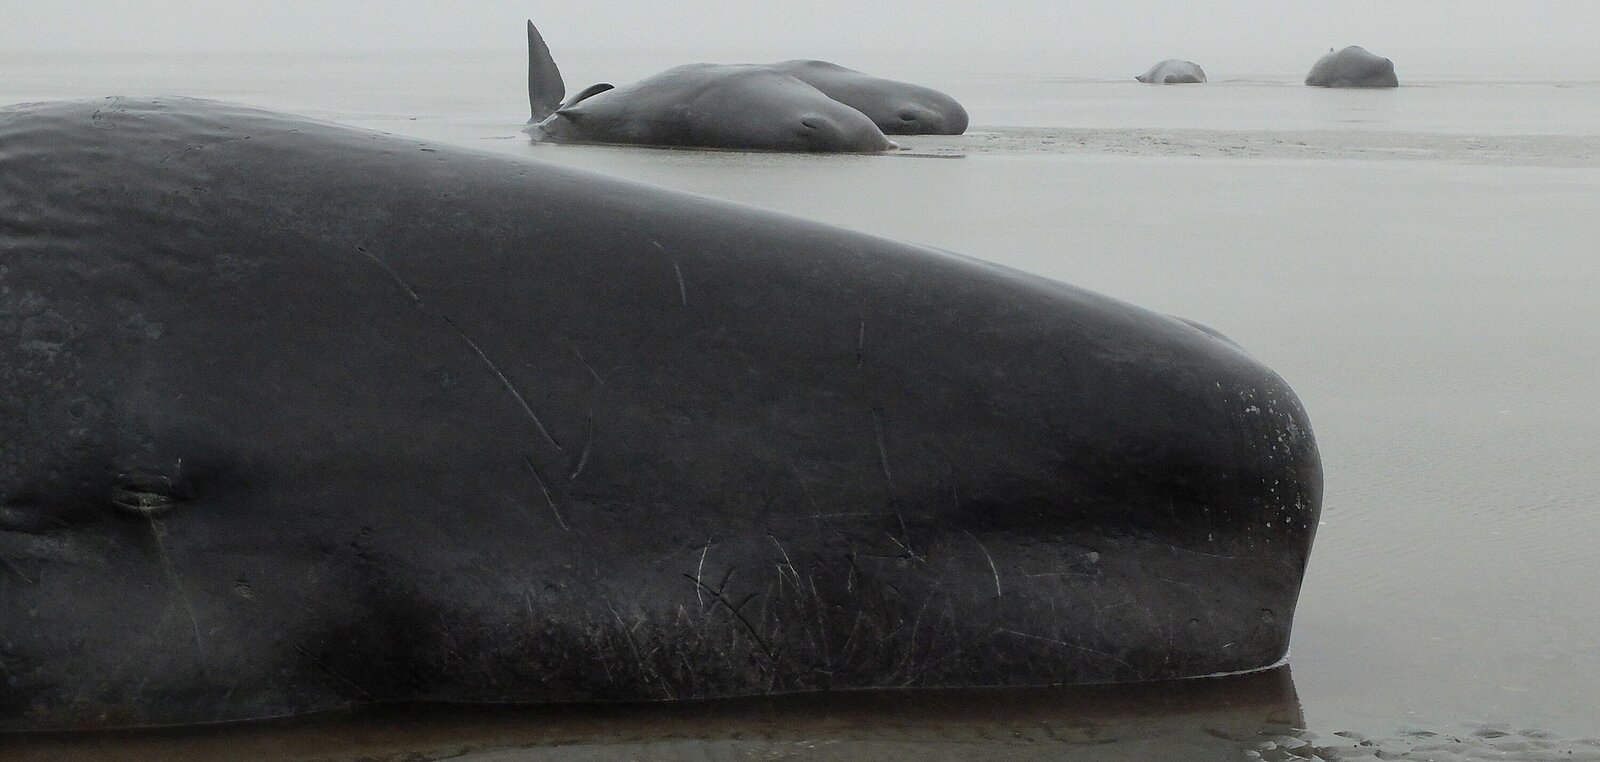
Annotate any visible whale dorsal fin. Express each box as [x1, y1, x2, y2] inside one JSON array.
[[527, 20, 566, 122], [560, 82, 615, 111]]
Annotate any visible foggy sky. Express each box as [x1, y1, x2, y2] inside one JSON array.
[[6, 1, 1599, 78]]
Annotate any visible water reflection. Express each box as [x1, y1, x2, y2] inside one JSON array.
[[5, 668, 1305, 761], [8, 664, 1599, 760]]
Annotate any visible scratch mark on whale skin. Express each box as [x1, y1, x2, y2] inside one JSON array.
[[356, 245, 421, 302], [992, 627, 1137, 674], [683, 572, 778, 668], [647, 239, 688, 308], [523, 456, 569, 531], [292, 645, 375, 702], [145, 515, 204, 654], [694, 539, 712, 608], [570, 411, 594, 480], [571, 345, 605, 386], [605, 599, 676, 700], [356, 244, 563, 452], [768, 535, 802, 589], [856, 318, 865, 367], [872, 409, 892, 485], [964, 529, 1003, 598], [443, 316, 563, 451]]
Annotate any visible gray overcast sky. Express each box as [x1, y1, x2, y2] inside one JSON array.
[[5, 1, 1598, 77]]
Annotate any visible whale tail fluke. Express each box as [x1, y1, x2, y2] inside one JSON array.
[[527, 20, 565, 123]]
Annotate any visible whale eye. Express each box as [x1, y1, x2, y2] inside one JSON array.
[[110, 470, 191, 516], [898, 111, 918, 122]]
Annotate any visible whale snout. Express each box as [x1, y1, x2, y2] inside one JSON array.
[[796, 111, 891, 153], [1376, 57, 1399, 82]]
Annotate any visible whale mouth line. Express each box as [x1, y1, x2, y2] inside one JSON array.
[[0, 522, 95, 573], [0, 503, 55, 534]]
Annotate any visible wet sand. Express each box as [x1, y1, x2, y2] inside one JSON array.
[[903, 127, 1600, 167], [2, 669, 1304, 761], [3, 50, 1598, 757], [5, 670, 1597, 761]]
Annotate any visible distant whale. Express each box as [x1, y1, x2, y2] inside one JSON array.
[[1, 96, 1321, 732], [766, 60, 969, 135], [1136, 59, 1207, 84], [521, 21, 889, 153], [1305, 46, 1398, 88]]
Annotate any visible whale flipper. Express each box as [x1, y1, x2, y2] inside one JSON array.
[[526, 20, 565, 122], [560, 82, 615, 111]]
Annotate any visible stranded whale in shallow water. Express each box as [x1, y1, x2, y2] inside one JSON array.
[[0, 97, 1321, 731], [1305, 46, 1399, 88], [521, 21, 889, 153], [766, 60, 969, 135], [1136, 59, 1207, 84]]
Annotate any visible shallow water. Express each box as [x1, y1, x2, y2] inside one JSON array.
[[7, 669, 1597, 761], [3, 49, 1598, 756]]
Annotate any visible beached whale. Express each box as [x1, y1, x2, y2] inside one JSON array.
[[0, 97, 1321, 732], [766, 60, 969, 135], [1136, 59, 1207, 84], [1305, 46, 1398, 88], [521, 21, 889, 152]]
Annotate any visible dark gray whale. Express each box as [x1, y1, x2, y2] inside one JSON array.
[[1305, 46, 1398, 88], [766, 60, 969, 135], [522, 22, 889, 153], [0, 97, 1321, 732], [1136, 60, 1207, 84]]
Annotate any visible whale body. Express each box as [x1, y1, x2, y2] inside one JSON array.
[[766, 60, 969, 135], [1136, 59, 1207, 84], [521, 22, 889, 153], [1305, 46, 1399, 88], [0, 97, 1321, 731]]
